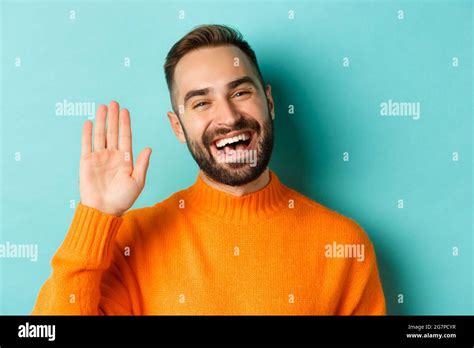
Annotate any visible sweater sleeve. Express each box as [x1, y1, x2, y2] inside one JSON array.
[[31, 203, 137, 315], [336, 239, 387, 316]]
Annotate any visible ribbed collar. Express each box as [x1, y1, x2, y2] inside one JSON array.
[[183, 170, 291, 224]]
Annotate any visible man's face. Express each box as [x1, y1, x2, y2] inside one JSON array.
[[168, 45, 275, 186]]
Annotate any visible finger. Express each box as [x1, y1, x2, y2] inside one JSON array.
[[132, 147, 152, 189], [94, 105, 107, 151], [118, 108, 132, 156], [81, 120, 92, 156], [106, 100, 119, 149]]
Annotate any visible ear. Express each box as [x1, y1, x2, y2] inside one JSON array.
[[167, 111, 187, 143], [265, 84, 275, 120]]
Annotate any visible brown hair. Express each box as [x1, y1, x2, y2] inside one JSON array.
[[164, 24, 265, 113]]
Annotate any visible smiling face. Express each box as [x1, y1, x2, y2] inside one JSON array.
[[167, 45, 275, 186]]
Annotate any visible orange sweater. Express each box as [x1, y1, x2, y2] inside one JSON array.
[[32, 171, 386, 315]]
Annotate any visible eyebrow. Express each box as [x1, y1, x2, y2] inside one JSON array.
[[183, 76, 258, 106]]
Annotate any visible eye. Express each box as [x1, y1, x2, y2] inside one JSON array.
[[233, 90, 251, 98], [193, 101, 208, 109]]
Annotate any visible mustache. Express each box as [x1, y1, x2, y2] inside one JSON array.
[[202, 118, 261, 147]]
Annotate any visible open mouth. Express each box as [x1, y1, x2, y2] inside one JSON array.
[[211, 130, 256, 156]]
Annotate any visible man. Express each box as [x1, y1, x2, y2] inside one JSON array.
[[33, 24, 386, 315]]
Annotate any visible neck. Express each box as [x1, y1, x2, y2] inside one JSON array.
[[198, 168, 270, 197]]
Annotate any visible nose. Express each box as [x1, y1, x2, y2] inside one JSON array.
[[214, 97, 241, 127]]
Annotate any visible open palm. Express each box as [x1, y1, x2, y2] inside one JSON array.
[[79, 101, 151, 216]]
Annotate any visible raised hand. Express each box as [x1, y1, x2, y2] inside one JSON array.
[[79, 101, 152, 216]]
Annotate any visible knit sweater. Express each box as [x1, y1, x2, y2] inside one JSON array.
[[32, 171, 386, 315]]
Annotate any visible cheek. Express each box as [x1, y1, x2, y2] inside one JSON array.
[[183, 118, 209, 144], [245, 103, 270, 125], [244, 96, 270, 118]]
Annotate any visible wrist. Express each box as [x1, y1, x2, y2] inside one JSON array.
[[79, 200, 125, 217]]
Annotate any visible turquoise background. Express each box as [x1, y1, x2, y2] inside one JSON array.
[[0, 0, 472, 314]]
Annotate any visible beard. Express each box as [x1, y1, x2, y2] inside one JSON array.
[[182, 105, 274, 187]]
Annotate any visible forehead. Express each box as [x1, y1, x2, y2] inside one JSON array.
[[174, 45, 258, 98]]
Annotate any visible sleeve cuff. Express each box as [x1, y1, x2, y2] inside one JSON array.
[[55, 203, 123, 269]]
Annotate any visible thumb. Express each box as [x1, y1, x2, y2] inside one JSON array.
[[132, 147, 152, 189]]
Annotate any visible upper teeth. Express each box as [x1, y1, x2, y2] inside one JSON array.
[[215, 133, 250, 148]]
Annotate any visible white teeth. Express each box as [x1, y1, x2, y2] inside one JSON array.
[[215, 132, 250, 148]]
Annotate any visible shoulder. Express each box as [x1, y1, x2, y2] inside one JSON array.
[[284, 185, 372, 246]]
